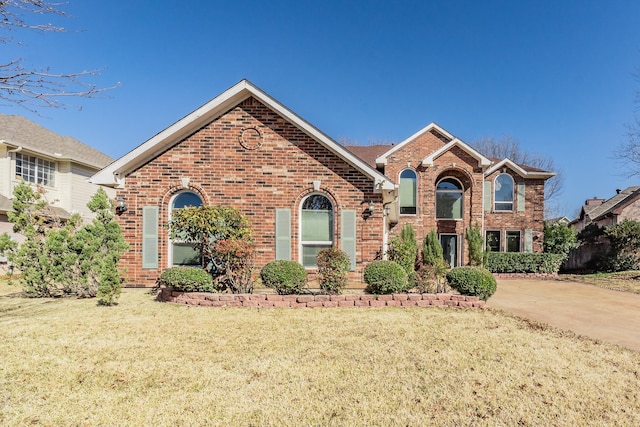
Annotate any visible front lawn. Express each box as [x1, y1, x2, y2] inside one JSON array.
[[559, 271, 640, 294], [1, 282, 639, 426]]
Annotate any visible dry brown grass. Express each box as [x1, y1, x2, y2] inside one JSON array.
[[559, 271, 640, 294], [1, 281, 640, 426]]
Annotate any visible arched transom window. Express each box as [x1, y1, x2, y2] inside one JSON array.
[[399, 169, 417, 215], [436, 177, 463, 219], [494, 173, 514, 211], [170, 191, 202, 266], [300, 194, 334, 268]]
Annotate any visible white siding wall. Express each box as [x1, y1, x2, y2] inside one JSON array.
[[70, 163, 115, 220], [0, 145, 10, 198]]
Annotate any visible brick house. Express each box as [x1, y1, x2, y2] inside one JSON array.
[[92, 80, 554, 287], [570, 187, 640, 232]]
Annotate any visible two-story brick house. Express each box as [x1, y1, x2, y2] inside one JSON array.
[[92, 80, 554, 287]]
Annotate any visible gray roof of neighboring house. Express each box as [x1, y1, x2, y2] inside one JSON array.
[[584, 186, 640, 221], [0, 114, 114, 170], [0, 194, 71, 219]]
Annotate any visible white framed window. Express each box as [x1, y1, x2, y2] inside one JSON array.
[[399, 169, 417, 215], [506, 230, 521, 252], [169, 191, 203, 267], [494, 173, 514, 211], [300, 194, 334, 268], [436, 177, 463, 219], [486, 230, 501, 252], [15, 153, 56, 187]]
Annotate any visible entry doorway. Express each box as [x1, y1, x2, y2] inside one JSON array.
[[440, 234, 458, 268]]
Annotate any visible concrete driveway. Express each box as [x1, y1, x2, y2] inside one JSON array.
[[487, 279, 640, 352]]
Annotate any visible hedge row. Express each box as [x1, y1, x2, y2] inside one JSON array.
[[486, 252, 564, 274]]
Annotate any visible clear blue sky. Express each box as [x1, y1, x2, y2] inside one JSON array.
[[3, 0, 640, 218]]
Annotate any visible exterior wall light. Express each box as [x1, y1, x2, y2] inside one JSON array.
[[116, 196, 128, 215]]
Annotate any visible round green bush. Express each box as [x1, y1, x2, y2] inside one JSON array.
[[260, 260, 307, 295], [363, 260, 409, 294], [158, 267, 214, 292], [446, 266, 497, 301]]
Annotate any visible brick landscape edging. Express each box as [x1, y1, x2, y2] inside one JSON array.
[[158, 288, 486, 309], [493, 272, 558, 279]]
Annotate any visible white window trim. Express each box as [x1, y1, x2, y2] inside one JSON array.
[[435, 176, 464, 220], [485, 230, 502, 252], [505, 230, 522, 252], [494, 173, 514, 212], [167, 190, 203, 268], [399, 168, 417, 216], [298, 193, 334, 269], [13, 152, 57, 188]]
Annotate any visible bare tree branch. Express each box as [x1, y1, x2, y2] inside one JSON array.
[[0, 0, 118, 111], [472, 135, 564, 217], [614, 117, 640, 177]]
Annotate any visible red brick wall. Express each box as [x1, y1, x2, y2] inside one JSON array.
[[117, 97, 383, 287], [484, 171, 546, 253], [382, 129, 546, 263], [383, 130, 486, 264]]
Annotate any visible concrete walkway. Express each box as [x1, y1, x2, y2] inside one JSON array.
[[487, 279, 640, 352]]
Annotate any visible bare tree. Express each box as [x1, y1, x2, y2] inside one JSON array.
[[614, 69, 640, 176], [0, 0, 118, 111], [472, 136, 564, 216]]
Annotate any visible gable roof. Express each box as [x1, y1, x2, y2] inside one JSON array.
[[91, 80, 395, 192], [374, 122, 455, 166], [0, 114, 114, 170], [485, 158, 555, 179], [580, 186, 640, 222], [421, 138, 492, 168]]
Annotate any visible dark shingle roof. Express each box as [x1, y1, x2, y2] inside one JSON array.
[[0, 115, 114, 169], [344, 145, 393, 169], [585, 186, 640, 221], [0, 194, 71, 219]]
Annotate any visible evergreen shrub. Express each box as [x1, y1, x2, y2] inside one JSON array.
[[486, 252, 564, 274], [316, 248, 351, 295], [446, 266, 497, 301], [158, 267, 214, 292], [363, 260, 408, 294], [260, 260, 307, 295]]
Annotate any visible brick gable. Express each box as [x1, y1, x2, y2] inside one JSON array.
[[118, 97, 383, 286]]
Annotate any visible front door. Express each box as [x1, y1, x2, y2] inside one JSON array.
[[440, 234, 458, 268]]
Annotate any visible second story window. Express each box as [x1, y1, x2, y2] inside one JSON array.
[[15, 153, 56, 187], [494, 173, 514, 211], [399, 169, 417, 215], [436, 177, 463, 219]]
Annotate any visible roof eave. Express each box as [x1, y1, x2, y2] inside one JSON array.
[[91, 80, 395, 192]]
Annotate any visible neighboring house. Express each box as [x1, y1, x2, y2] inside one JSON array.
[[92, 80, 555, 287], [0, 114, 116, 241], [564, 187, 640, 271], [570, 187, 640, 232]]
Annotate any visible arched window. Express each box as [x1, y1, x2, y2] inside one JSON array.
[[170, 191, 203, 266], [300, 194, 334, 268], [436, 177, 463, 219], [399, 169, 417, 215], [494, 173, 514, 211]]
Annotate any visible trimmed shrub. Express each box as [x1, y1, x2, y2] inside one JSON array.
[[487, 252, 564, 274], [446, 266, 497, 301], [316, 248, 351, 295], [388, 223, 418, 277], [260, 260, 307, 295], [363, 260, 408, 294], [158, 267, 214, 292]]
